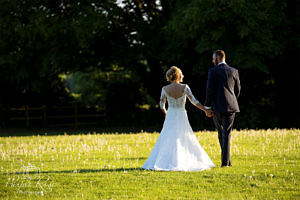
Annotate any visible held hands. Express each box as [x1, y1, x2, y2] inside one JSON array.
[[204, 109, 214, 118], [203, 106, 213, 118]]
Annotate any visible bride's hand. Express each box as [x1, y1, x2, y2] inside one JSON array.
[[204, 109, 214, 117]]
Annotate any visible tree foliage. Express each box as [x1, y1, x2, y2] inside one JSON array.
[[0, 0, 298, 128]]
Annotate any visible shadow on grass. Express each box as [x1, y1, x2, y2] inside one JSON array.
[[10, 168, 152, 174], [9, 166, 217, 174], [123, 157, 147, 160]]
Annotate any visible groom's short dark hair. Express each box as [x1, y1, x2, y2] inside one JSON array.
[[214, 50, 225, 60]]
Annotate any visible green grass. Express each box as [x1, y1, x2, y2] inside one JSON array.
[[0, 129, 299, 199]]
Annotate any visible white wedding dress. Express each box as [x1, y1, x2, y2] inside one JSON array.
[[142, 84, 215, 171]]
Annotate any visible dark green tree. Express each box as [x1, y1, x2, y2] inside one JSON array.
[[0, 0, 298, 128]]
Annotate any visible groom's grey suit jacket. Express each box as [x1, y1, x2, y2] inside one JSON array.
[[205, 63, 241, 113]]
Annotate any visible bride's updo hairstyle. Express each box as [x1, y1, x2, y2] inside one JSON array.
[[166, 66, 182, 82]]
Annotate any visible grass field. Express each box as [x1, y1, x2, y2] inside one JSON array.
[[0, 129, 299, 199]]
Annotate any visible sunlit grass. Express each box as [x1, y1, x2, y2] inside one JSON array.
[[0, 129, 299, 199]]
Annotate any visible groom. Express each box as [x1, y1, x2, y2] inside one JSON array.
[[204, 50, 241, 167]]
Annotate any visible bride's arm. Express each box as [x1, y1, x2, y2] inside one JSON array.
[[186, 85, 212, 115], [159, 88, 167, 115]]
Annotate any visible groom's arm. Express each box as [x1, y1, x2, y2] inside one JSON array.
[[234, 70, 241, 98], [204, 68, 215, 108]]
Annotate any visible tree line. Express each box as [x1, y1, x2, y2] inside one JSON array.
[[0, 0, 298, 129]]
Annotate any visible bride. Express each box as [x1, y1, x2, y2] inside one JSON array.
[[142, 66, 215, 171]]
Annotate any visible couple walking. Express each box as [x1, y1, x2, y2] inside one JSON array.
[[142, 50, 241, 171]]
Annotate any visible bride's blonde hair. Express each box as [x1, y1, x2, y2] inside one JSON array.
[[166, 66, 182, 82]]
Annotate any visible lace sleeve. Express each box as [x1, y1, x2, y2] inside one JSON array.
[[185, 85, 200, 106], [159, 88, 167, 110]]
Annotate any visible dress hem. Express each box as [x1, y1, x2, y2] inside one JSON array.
[[141, 165, 215, 172]]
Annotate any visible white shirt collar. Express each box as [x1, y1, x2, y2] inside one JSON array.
[[217, 61, 226, 66]]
